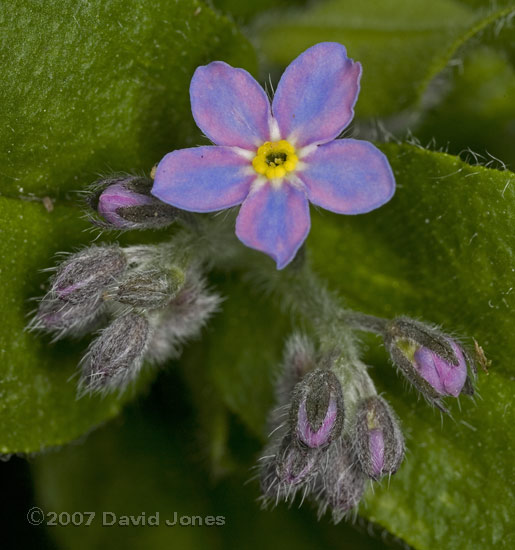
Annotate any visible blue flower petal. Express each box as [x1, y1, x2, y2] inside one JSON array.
[[235, 181, 310, 269], [152, 146, 254, 212], [272, 42, 361, 148], [300, 139, 395, 214], [190, 61, 272, 150]]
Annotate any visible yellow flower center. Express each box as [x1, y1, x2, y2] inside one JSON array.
[[252, 140, 298, 179]]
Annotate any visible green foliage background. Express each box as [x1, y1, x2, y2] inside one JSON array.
[[1, 0, 514, 549]]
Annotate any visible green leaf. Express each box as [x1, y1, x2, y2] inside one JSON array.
[[455, 0, 515, 9], [171, 270, 294, 475], [253, 0, 514, 118], [183, 145, 515, 549], [0, 0, 256, 453], [308, 143, 515, 549], [415, 46, 515, 167], [0, 0, 256, 197], [195, 271, 292, 437], [30, 389, 392, 550], [210, 0, 308, 23]]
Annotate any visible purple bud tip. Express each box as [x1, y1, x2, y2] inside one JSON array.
[[414, 341, 467, 397], [55, 277, 84, 299], [368, 428, 385, 478], [297, 394, 338, 448], [54, 259, 93, 299], [98, 182, 155, 227]]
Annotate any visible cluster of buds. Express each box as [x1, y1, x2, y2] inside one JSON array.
[[259, 316, 478, 521], [30, 242, 219, 394], [259, 334, 405, 523]]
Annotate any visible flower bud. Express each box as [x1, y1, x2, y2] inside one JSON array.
[[79, 312, 150, 393], [385, 317, 475, 408], [353, 396, 405, 480], [107, 266, 185, 310], [52, 245, 127, 304], [290, 369, 344, 449], [275, 435, 319, 486], [314, 438, 365, 523], [29, 295, 106, 339], [89, 176, 179, 230], [259, 433, 320, 505], [30, 245, 127, 338]]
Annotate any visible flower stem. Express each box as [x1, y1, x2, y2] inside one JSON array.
[[170, 214, 382, 413], [344, 312, 389, 336]]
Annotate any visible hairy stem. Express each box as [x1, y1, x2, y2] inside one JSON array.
[[344, 312, 389, 335], [178, 214, 380, 415]]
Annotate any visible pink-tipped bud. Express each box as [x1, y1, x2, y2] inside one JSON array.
[[259, 433, 320, 506], [30, 245, 127, 339], [290, 369, 344, 449], [353, 396, 405, 480], [89, 176, 179, 230], [31, 295, 105, 338], [385, 317, 476, 409]]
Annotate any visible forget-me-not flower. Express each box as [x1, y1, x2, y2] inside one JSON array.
[[152, 42, 395, 269]]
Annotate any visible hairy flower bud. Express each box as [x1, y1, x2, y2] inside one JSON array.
[[290, 369, 344, 449], [385, 317, 476, 408], [275, 435, 319, 486], [79, 312, 150, 393], [52, 245, 127, 304], [259, 433, 320, 505], [88, 175, 179, 230], [314, 438, 365, 523], [30, 245, 126, 338], [353, 396, 405, 480], [107, 266, 185, 310]]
